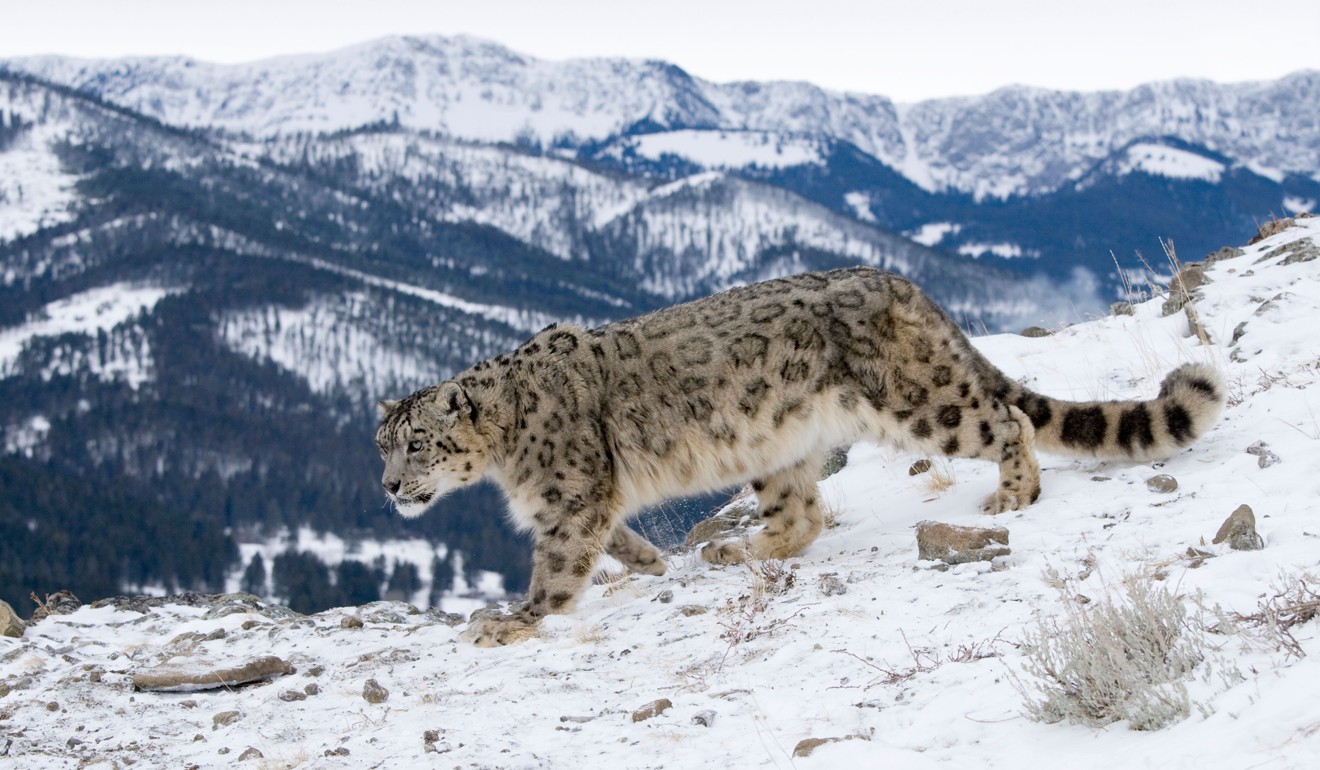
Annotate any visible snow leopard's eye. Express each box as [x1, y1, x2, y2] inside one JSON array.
[[407, 440, 425, 454]]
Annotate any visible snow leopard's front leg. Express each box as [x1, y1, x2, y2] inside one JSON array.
[[461, 501, 617, 647]]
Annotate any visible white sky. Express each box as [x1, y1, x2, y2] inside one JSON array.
[[2, 0, 1316, 101]]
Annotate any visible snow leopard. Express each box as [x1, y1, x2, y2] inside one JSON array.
[[375, 267, 1224, 646]]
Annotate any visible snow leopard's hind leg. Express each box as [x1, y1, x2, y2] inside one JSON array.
[[701, 455, 825, 564]]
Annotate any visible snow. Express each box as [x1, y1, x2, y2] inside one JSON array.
[[5, 219, 1320, 767], [0, 124, 80, 242], [1283, 195, 1314, 215], [907, 221, 962, 247], [12, 38, 1319, 198], [623, 129, 825, 170], [0, 282, 169, 386], [842, 191, 876, 223], [957, 241, 1034, 260], [1118, 142, 1226, 183]]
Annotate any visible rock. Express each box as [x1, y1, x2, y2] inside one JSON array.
[[1145, 474, 1178, 493], [237, 747, 263, 761], [340, 616, 364, 630], [89, 592, 300, 622], [1161, 291, 1190, 317], [678, 605, 708, 616], [1249, 217, 1294, 244], [29, 590, 81, 623], [685, 511, 746, 548], [212, 711, 242, 729], [793, 734, 869, 757], [631, 698, 672, 722], [654, 590, 674, 604], [358, 601, 420, 624], [362, 678, 389, 704], [818, 573, 848, 597], [916, 521, 1009, 565], [0, 600, 25, 638], [908, 459, 932, 476], [304, 683, 320, 696], [133, 656, 293, 692], [277, 690, 307, 702], [1110, 301, 1135, 316], [691, 710, 716, 727], [1019, 326, 1053, 338], [1170, 263, 1207, 294], [424, 608, 465, 627], [1205, 245, 1245, 264], [1246, 441, 1281, 468], [1230, 321, 1248, 346], [1213, 505, 1264, 551], [820, 446, 849, 478], [1259, 237, 1320, 265]]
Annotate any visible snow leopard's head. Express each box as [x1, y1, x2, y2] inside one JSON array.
[[375, 382, 488, 518]]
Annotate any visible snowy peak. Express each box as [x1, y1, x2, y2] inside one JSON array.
[[8, 37, 1318, 197]]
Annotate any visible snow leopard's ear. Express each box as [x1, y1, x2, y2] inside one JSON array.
[[376, 399, 400, 420], [436, 381, 476, 421]]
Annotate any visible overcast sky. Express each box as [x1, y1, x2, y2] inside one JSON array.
[[3, 0, 1316, 102]]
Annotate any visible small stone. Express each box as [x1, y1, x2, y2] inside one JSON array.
[[1245, 441, 1281, 468], [1145, 474, 1178, 493], [818, 573, 848, 597], [0, 600, 25, 638], [277, 690, 306, 702], [237, 747, 263, 761], [325, 747, 350, 757], [362, 679, 389, 704], [631, 698, 672, 722], [692, 710, 716, 727], [1019, 326, 1053, 338], [678, 605, 707, 616], [908, 459, 932, 476], [303, 683, 320, 696], [793, 734, 869, 757], [916, 521, 1009, 565], [423, 729, 441, 743], [654, 590, 673, 604], [1213, 504, 1264, 551], [1110, 301, 1135, 316], [1230, 321, 1248, 346], [212, 711, 242, 729], [340, 616, 364, 630], [46, 701, 59, 712]]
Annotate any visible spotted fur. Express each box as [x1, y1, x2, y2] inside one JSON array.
[[376, 267, 1224, 646]]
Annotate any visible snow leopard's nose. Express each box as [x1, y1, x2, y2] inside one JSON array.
[[383, 478, 401, 495]]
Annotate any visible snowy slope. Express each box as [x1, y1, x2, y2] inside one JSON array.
[[4, 218, 1320, 767], [9, 37, 1319, 197]]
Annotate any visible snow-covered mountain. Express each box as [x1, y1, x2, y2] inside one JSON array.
[[2, 35, 1318, 623], [5, 215, 1320, 768], [10, 35, 1319, 196]]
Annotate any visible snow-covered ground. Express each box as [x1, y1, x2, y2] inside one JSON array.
[[4, 218, 1320, 768]]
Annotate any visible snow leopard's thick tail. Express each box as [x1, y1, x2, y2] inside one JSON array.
[[999, 363, 1225, 461]]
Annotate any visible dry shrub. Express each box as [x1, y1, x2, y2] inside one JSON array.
[[1011, 574, 1210, 731]]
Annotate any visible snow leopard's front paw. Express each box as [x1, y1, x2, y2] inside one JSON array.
[[459, 612, 538, 647], [700, 537, 749, 565]]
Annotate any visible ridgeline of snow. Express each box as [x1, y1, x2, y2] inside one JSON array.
[[1117, 142, 1226, 183], [8, 37, 1319, 196], [5, 219, 1320, 767]]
